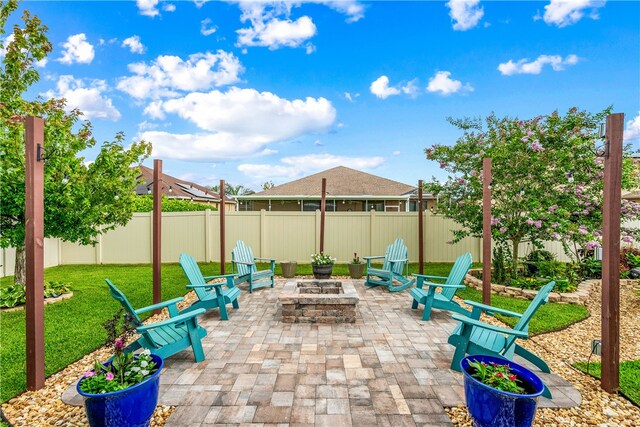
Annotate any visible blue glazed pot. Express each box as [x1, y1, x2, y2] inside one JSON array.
[[77, 354, 163, 427], [461, 355, 544, 427]]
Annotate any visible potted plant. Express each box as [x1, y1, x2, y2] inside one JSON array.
[[76, 311, 163, 427], [281, 261, 297, 278], [461, 355, 544, 427], [348, 253, 364, 279], [311, 252, 336, 279]]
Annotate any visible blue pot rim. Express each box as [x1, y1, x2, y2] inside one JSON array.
[[76, 353, 164, 398], [461, 354, 544, 399]]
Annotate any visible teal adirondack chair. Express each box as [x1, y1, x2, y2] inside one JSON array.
[[364, 238, 416, 292], [447, 281, 556, 398], [409, 252, 473, 320], [105, 279, 207, 362], [231, 240, 275, 293], [179, 253, 241, 321]]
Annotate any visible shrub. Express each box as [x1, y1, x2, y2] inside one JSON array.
[[621, 247, 640, 269], [492, 246, 507, 284], [523, 249, 556, 277], [132, 195, 215, 212], [0, 281, 70, 308]]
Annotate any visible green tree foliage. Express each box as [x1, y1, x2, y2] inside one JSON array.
[[132, 196, 216, 212], [425, 107, 640, 275], [0, 0, 151, 285]]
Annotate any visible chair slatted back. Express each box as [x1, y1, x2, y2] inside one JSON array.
[[441, 252, 473, 301], [232, 240, 256, 276], [179, 253, 209, 301], [382, 239, 408, 275], [505, 281, 556, 348], [105, 279, 159, 348]]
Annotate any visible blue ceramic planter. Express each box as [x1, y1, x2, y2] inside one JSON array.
[[461, 355, 544, 427], [77, 354, 163, 427]]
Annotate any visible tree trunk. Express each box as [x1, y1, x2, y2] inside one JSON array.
[[14, 245, 26, 287], [511, 239, 520, 278]]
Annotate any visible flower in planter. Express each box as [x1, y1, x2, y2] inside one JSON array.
[[79, 310, 158, 395], [311, 252, 336, 266], [351, 253, 361, 264], [466, 359, 525, 394]]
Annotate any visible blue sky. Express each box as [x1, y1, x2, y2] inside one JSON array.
[[4, 0, 640, 190]]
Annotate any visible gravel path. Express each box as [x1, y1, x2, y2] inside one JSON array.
[[447, 279, 640, 426]]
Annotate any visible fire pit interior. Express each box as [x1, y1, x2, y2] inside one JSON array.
[[279, 280, 359, 323]]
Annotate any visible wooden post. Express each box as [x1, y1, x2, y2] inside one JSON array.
[[601, 113, 623, 393], [320, 178, 326, 253], [482, 158, 492, 305], [25, 116, 45, 391], [152, 159, 162, 313], [418, 180, 424, 275], [220, 180, 226, 274]]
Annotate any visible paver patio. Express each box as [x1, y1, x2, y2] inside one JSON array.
[[65, 278, 581, 426]]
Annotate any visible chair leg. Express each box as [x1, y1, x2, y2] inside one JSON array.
[[217, 294, 229, 320], [187, 318, 205, 362], [514, 344, 551, 373], [411, 299, 419, 310], [232, 299, 239, 309], [422, 297, 434, 321]]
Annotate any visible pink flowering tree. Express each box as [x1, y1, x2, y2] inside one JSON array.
[[425, 107, 640, 277]]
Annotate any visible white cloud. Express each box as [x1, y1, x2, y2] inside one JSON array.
[[137, 0, 160, 17], [344, 92, 360, 102], [392, 150, 401, 156], [446, 0, 484, 31], [540, 0, 606, 27], [625, 112, 640, 143], [498, 54, 579, 75], [122, 35, 146, 54], [162, 3, 176, 12], [426, 71, 473, 95], [58, 33, 94, 65], [318, 0, 365, 23], [42, 75, 121, 121], [200, 18, 217, 36], [138, 120, 159, 131], [370, 76, 400, 99], [117, 50, 243, 99], [370, 76, 424, 100], [238, 153, 385, 180], [141, 87, 336, 161], [237, 5, 317, 50], [0, 34, 14, 58]]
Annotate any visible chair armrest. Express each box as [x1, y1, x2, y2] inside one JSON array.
[[451, 314, 528, 338], [413, 274, 449, 281], [203, 273, 237, 281], [233, 260, 254, 265], [254, 257, 275, 262], [363, 256, 384, 260], [420, 281, 464, 289], [388, 258, 408, 263], [137, 309, 206, 332], [134, 297, 184, 315], [187, 283, 224, 289], [463, 300, 523, 318]]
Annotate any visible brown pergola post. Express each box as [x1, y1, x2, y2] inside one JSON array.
[[482, 158, 492, 305], [220, 180, 226, 274], [601, 113, 623, 393], [320, 178, 326, 253], [25, 116, 45, 391], [418, 180, 424, 275], [153, 159, 162, 313]]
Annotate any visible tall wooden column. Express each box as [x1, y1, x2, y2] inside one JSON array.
[[220, 180, 226, 274], [320, 178, 326, 253], [153, 159, 162, 312], [482, 158, 492, 305], [25, 116, 45, 390], [418, 180, 424, 275], [601, 113, 623, 393]]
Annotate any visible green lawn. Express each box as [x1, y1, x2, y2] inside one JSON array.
[[574, 360, 640, 405], [0, 262, 588, 402]]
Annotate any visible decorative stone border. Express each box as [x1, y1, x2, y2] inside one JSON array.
[[1, 292, 73, 313], [464, 270, 603, 304]]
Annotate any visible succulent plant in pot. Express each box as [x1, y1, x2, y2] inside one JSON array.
[[348, 253, 364, 279]]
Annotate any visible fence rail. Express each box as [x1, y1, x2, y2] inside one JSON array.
[[2, 211, 637, 277]]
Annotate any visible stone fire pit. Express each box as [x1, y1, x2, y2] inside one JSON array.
[[279, 280, 359, 323]]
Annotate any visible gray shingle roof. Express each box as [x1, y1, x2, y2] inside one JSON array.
[[250, 166, 416, 197]]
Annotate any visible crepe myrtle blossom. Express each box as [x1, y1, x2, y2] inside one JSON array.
[[105, 372, 114, 381], [491, 217, 500, 225]]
